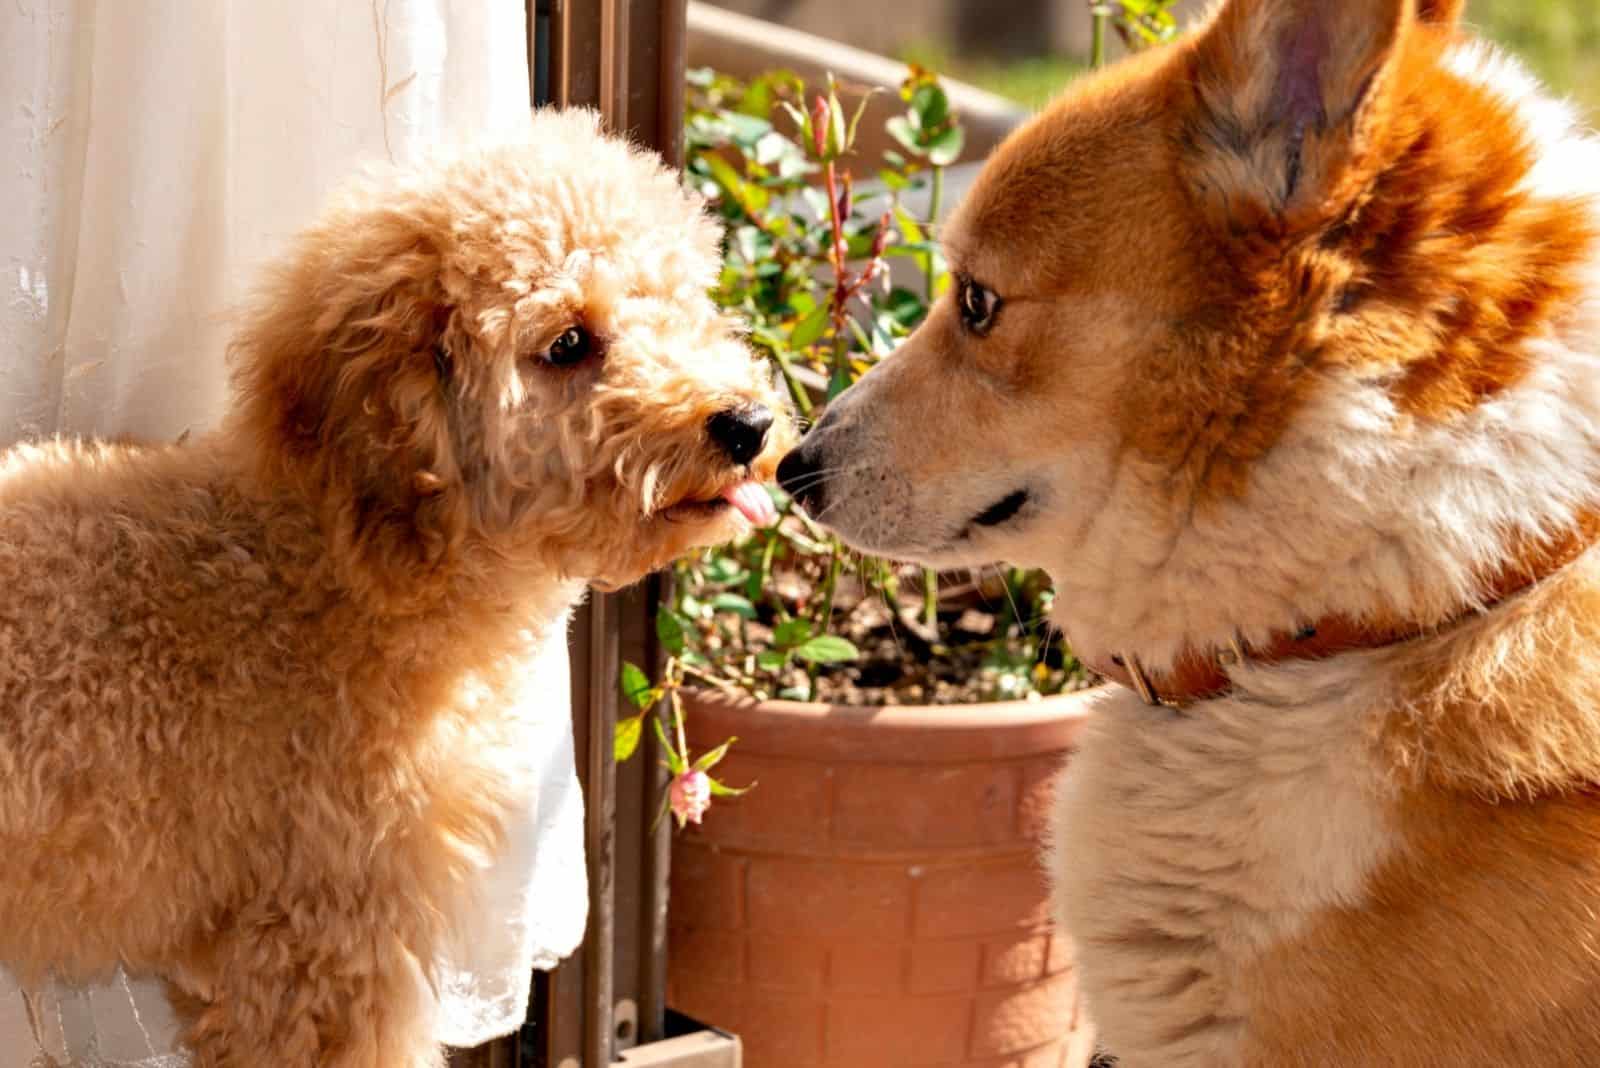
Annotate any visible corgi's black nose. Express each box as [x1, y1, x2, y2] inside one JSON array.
[[776, 445, 824, 516], [707, 404, 774, 466]]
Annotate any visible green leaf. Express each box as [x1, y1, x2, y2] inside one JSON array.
[[773, 618, 812, 649], [911, 83, 949, 131], [825, 84, 847, 158], [753, 130, 792, 167], [789, 302, 830, 350], [620, 660, 657, 711], [710, 593, 758, 619], [723, 112, 773, 148], [692, 737, 737, 772], [827, 363, 852, 401], [883, 287, 927, 329], [614, 714, 645, 762], [926, 124, 966, 168], [800, 186, 831, 223], [894, 204, 927, 245], [656, 609, 686, 657], [653, 715, 687, 775], [846, 89, 880, 150], [793, 635, 861, 664], [843, 228, 878, 260], [885, 115, 920, 156], [704, 554, 746, 584], [700, 151, 745, 198], [701, 151, 769, 217], [708, 776, 756, 798], [847, 316, 876, 356], [756, 649, 789, 672], [777, 100, 810, 141], [777, 152, 813, 180]]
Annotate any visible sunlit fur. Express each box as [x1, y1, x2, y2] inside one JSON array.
[[0, 109, 784, 1067], [788, 0, 1600, 1062]]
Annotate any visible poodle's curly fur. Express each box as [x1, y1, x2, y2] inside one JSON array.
[[0, 109, 785, 1066]]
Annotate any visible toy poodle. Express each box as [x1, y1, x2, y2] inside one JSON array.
[[0, 108, 785, 1067]]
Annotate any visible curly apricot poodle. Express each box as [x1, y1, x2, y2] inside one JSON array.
[[0, 109, 785, 1067]]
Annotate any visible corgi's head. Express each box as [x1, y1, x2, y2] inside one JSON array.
[[780, 0, 1600, 668]]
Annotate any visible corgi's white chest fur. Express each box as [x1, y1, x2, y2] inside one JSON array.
[[1051, 658, 1400, 1066], [1047, 50, 1600, 1059]]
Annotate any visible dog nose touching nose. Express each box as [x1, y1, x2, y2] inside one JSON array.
[[776, 446, 825, 516], [707, 404, 774, 466]]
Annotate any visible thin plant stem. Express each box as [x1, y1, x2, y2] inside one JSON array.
[[681, 662, 741, 694], [757, 529, 779, 593], [921, 163, 946, 632], [671, 687, 689, 764], [808, 544, 844, 701], [1090, 2, 1111, 69], [771, 345, 815, 419], [823, 158, 854, 387], [926, 165, 945, 304], [1006, 567, 1028, 631]]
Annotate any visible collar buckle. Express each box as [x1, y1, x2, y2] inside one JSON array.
[[1122, 652, 1177, 709]]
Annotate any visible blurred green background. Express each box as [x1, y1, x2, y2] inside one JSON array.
[[899, 0, 1600, 116]]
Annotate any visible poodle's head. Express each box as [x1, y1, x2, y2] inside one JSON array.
[[230, 110, 788, 596]]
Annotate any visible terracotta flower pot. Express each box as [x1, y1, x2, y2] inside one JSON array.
[[667, 688, 1098, 1068]]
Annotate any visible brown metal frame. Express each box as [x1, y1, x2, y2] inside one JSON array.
[[454, 2, 719, 1065]]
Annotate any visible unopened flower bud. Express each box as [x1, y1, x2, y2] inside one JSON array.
[[670, 769, 713, 826], [869, 210, 892, 259], [810, 95, 829, 158]]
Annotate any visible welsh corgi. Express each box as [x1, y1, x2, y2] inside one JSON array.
[[778, 0, 1600, 1063]]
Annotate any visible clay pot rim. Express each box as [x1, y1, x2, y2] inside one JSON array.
[[679, 685, 1099, 764]]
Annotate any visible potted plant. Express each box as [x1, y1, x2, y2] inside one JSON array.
[[621, 10, 1178, 1063]]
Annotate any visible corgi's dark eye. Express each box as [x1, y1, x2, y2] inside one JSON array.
[[545, 326, 593, 367], [958, 278, 1001, 335]]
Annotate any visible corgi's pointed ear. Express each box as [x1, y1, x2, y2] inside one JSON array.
[[1185, 0, 1416, 233]]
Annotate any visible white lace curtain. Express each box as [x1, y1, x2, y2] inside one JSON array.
[[0, 2, 586, 1063]]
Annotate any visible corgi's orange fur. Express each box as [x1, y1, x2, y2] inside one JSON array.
[[778, 0, 1600, 1062]]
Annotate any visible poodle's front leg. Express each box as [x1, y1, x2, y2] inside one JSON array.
[[177, 900, 443, 1068]]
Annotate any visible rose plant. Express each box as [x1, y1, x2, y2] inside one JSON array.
[[622, 1, 1183, 824]]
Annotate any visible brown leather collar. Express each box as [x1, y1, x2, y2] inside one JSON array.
[[1089, 517, 1600, 709]]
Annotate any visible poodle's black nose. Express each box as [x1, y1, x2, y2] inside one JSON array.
[[776, 445, 825, 516], [707, 404, 774, 466]]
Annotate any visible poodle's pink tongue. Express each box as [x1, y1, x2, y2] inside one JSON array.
[[722, 481, 777, 526]]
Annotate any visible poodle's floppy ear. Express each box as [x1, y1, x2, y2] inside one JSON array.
[[230, 219, 468, 596]]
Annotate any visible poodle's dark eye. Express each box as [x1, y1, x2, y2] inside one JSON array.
[[545, 326, 593, 367], [958, 277, 1001, 336]]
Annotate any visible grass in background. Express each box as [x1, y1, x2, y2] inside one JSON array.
[[1468, 0, 1600, 119], [909, 0, 1599, 120], [898, 41, 1083, 112]]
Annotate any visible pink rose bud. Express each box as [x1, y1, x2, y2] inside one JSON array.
[[670, 769, 713, 826], [810, 95, 830, 157]]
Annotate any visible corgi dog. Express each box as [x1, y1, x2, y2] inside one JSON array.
[[776, 0, 1600, 1063]]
